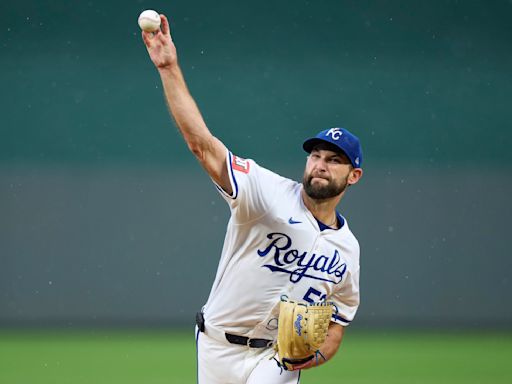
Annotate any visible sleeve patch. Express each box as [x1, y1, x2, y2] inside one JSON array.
[[232, 155, 250, 174]]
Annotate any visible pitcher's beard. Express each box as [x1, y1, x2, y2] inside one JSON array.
[[302, 174, 348, 200]]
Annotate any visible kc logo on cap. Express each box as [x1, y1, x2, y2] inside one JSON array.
[[326, 128, 343, 140]]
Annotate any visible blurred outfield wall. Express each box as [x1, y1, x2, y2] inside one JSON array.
[[1, 0, 511, 328]]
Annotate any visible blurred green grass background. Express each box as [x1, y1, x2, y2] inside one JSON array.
[[1, 329, 511, 384]]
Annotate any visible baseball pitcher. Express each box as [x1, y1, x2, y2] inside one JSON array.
[[142, 13, 363, 384]]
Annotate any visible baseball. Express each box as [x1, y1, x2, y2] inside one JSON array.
[[138, 10, 161, 32]]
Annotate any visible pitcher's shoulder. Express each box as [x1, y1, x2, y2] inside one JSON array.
[[340, 219, 361, 260]]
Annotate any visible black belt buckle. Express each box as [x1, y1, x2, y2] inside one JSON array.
[[248, 338, 273, 348], [196, 311, 205, 333], [225, 332, 272, 348]]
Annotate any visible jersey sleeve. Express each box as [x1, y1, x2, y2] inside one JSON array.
[[212, 150, 288, 223], [330, 264, 360, 327]]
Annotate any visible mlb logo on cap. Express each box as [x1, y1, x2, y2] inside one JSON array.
[[303, 127, 363, 168]]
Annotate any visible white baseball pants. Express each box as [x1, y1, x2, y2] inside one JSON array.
[[195, 326, 300, 384]]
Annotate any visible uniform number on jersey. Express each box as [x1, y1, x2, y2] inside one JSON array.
[[303, 287, 326, 304]]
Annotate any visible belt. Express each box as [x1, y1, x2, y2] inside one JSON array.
[[196, 311, 273, 349], [224, 333, 274, 348]]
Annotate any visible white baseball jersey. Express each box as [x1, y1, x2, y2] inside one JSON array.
[[203, 150, 360, 339]]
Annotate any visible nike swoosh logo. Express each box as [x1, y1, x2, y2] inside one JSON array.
[[288, 217, 302, 224]]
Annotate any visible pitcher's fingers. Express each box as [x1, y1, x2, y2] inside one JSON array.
[[141, 30, 152, 47], [160, 14, 170, 36]]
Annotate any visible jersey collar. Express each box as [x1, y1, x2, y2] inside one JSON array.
[[316, 212, 345, 231]]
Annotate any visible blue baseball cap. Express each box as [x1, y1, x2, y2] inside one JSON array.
[[303, 127, 363, 168]]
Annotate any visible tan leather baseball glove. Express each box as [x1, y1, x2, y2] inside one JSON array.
[[274, 297, 333, 370]]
